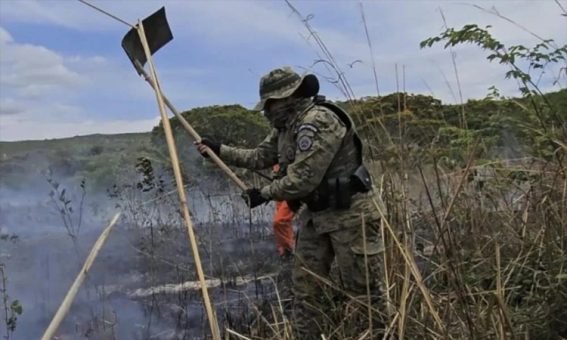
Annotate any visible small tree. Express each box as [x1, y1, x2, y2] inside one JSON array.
[[420, 24, 567, 159]]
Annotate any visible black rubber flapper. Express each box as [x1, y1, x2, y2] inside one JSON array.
[[121, 7, 173, 74]]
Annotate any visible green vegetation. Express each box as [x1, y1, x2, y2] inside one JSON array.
[[421, 24, 566, 158], [151, 104, 270, 148], [2, 89, 563, 194], [0, 133, 158, 191], [149, 104, 270, 185], [342, 23, 566, 340], [146, 88, 567, 338], [342, 89, 566, 165], [1, 259, 22, 339], [143, 19, 563, 340], [1, 21, 565, 338]]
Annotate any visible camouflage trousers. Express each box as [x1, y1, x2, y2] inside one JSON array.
[[292, 211, 383, 339]]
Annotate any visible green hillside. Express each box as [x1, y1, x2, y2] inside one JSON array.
[[0, 133, 156, 190], [2, 89, 565, 192]]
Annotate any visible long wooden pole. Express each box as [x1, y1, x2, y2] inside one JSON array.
[[136, 20, 221, 340], [42, 212, 121, 340], [134, 61, 248, 191]]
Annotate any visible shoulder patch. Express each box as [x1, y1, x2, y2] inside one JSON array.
[[295, 123, 319, 135], [297, 135, 314, 152]]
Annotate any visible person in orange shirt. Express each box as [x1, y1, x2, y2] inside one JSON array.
[[272, 164, 295, 258]]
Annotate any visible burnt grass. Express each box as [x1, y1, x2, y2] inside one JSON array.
[[124, 222, 287, 338], [2, 217, 288, 339]]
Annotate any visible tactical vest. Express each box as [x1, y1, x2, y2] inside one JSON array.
[[285, 96, 370, 211], [273, 98, 361, 176], [314, 97, 362, 182]]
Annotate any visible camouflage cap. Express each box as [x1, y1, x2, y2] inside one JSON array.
[[253, 66, 319, 111]]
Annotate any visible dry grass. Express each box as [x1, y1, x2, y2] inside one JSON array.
[[79, 4, 565, 338], [275, 3, 565, 337]]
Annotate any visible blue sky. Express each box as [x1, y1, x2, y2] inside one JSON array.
[[0, 0, 565, 141]]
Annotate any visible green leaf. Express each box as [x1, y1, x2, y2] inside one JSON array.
[[11, 300, 23, 315]]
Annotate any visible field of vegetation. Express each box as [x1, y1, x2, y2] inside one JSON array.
[[1, 14, 565, 340]]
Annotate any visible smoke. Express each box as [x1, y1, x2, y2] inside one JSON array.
[[1, 166, 277, 339], [0, 132, 282, 339]]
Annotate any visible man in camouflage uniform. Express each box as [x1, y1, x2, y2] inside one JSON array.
[[196, 67, 383, 338]]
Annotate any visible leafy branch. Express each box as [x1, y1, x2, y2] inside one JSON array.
[[46, 173, 86, 242], [1, 264, 22, 340], [420, 24, 567, 159]]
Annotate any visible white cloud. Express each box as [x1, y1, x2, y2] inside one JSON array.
[[0, 27, 83, 96], [67, 55, 107, 64], [0, 0, 143, 32], [0, 24, 160, 140], [0, 25, 93, 137], [295, 1, 567, 102], [0, 98, 25, 116], [166, 2, 293, 42], [0, 27, 13, 44], [0, 1, 309, 43]]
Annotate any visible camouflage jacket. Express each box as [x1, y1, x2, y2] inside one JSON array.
[[220, 100, 383, 233], [221, 101, 353, 200]]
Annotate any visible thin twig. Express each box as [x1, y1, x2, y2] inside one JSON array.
[[359, 2, 380, 96]]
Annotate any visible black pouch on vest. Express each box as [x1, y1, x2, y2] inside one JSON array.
[[350, 164, 372, 193], [306, 182, 330, 212], [335, 177, 352, 209], [326, 177, 351, 210]]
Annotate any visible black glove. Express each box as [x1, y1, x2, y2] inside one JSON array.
[[242, 187, 268, 208], [198, 138, 220, 158]]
